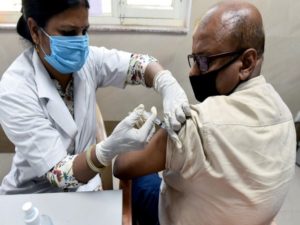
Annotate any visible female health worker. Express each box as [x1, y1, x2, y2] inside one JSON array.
[[0, 0, 190, 194]]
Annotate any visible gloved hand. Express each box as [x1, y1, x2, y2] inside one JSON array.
[[95, 104, 157, 166], [153, 70, 191, 148]]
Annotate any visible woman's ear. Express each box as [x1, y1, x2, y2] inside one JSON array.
[[239, 48, 257, 81], [27, 18, 40, 45]]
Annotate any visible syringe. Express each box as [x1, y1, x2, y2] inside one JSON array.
[[143, 111, 166, 129]]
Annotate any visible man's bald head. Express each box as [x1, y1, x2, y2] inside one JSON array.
[[199, 0, 265, 57]]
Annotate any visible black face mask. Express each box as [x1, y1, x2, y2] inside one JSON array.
[[189, 54, 241, 102]]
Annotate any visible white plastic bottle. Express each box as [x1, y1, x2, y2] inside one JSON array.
[[22, 202, 54, 225]]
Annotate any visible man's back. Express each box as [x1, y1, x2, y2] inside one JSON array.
[[160, 76, 296, 225]]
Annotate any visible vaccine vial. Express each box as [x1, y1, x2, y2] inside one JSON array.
[[22, 202, 54, 225]]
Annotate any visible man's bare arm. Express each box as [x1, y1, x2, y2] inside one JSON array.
[[113, 128, 168, 179]]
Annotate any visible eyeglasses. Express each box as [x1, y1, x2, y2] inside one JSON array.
[[187, 50, 244, 73]]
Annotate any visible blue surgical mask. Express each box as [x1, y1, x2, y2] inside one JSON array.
[[40, 28, 89, 74]]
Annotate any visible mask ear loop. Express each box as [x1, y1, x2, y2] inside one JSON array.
[[39, 28, 51, 38], [33, 29, 43, 54], [37, 28, 51, 57]]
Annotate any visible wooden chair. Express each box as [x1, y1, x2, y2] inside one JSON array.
[[0, 153, 14, 182], [95, 104, 113, 190]]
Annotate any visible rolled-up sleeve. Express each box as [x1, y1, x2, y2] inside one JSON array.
[[165, 114, 208, 179]]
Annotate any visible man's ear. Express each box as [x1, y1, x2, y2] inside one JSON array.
[[239, 48, 257, 81], [27, 18, 40, 45]]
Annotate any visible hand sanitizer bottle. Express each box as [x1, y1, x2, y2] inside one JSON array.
[[22, 202, 54, 225]]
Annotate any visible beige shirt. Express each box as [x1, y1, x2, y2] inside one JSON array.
[[159, 76, 296, 225]]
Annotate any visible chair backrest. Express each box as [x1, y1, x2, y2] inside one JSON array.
[[95, 103, 132, 224], [0, 126, 15, 183], [0, 126, 14, 153], [0, 153, 14, 182], [95, 103, 107, 143], [95, 103, 114, 190]]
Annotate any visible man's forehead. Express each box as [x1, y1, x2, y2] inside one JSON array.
[[192, 17, 229, 53], [192, 30, 212, 54], [200, 6, 218, 27]]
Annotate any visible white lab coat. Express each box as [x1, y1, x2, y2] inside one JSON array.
[[0, 46, 131, 194]]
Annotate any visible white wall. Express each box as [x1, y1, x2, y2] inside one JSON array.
[[0, 0, 300, 120]]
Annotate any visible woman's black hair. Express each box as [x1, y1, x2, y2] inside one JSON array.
[[16, 0, 90, 44]]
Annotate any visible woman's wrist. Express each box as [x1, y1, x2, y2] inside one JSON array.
[[85, 145, 105, 173]]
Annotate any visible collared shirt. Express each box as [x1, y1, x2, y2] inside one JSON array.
[[160, 76, 296, 225], [53, 79, 75, 153]]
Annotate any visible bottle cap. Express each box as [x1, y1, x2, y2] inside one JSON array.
[[22, 201, 41, 225]]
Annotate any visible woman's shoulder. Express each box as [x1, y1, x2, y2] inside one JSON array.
[[87, 46, 131, 59], [3, 47, 35, 77], [1, 47, 36, 93]]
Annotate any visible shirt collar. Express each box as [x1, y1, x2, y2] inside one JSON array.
[[234, 75, 266, 93]]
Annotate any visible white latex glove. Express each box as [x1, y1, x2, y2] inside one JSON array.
[[154, 70, 191, 148], [95, 104, 157, 166]]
